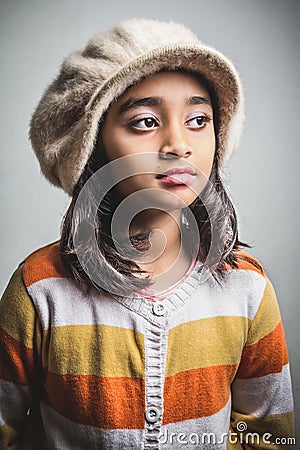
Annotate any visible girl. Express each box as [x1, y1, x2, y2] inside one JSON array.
[[0, 18, 294, 449]]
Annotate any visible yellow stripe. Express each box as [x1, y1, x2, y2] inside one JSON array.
[[0, 422, 21, 450], [45, 324, 145, 377], [246, 277, 281, 346], [166, 316, 249, 376], [231, 411, 295, 449], [0, 267, 37, 348], [0, 422, 42, 450]]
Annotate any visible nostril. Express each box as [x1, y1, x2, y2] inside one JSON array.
[[159, 152, 180, 160], [159, 141, 193, 159]]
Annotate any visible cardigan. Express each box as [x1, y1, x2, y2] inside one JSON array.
[[0, 241, 295, 449]]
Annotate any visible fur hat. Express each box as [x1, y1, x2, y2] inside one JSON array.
[[29, 18, 244, 196]]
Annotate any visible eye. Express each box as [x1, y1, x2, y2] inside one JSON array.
[[130, 117, 158, 130], [186, 114, 211, 129]]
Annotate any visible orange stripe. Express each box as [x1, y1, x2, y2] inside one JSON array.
[[0, 328, 35, 385], [43, 370, 145, 429], [22, 243, 263, 286], [163, 364, 238, 425], [236, 321, 288, 379], [224, 250, 265, 276], [22, 241, 67, 287]]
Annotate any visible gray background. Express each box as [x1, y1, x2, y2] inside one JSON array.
[[1, 0, 299, 436]]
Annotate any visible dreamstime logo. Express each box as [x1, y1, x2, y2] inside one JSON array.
[[71, 152, 226, 296], [236, 421, 247, 432], [158, 422, 296, 446]]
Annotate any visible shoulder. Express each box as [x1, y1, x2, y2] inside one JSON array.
[[223, 249, 280, 315], [218, 249, 276, 311], [21, 240, 68, 289], [0, 265, 38, 341], [223, 248, 266, 278]]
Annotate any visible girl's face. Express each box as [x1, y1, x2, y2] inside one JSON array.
[[101, 71, 216, 210]]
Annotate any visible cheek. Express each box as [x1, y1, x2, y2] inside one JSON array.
[[104, 133, 149, 163], [102, 134, 122, 161], [206, 143, 216, 172], [102, 121, 127, 161], [193, 135, 216, 177]]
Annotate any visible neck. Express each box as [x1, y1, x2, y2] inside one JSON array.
[[130, 209, 193, 291]]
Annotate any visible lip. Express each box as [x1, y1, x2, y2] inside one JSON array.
[[156, 166, 197, 186]]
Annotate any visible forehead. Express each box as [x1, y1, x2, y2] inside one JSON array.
[[129, 70, 209, 92], [108, 70, 212, 115]]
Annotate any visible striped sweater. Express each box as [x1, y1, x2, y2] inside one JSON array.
[[0, 241, 294, 449]]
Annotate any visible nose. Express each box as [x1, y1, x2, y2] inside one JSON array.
[[159, 123, 192, 159]]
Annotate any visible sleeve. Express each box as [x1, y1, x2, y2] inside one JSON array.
[[0, 265, 44, 450], [229, 276, 295, 449]]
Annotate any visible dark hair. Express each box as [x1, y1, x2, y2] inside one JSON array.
[[59, 146, 263, 297], [60, 71, 263, 296]]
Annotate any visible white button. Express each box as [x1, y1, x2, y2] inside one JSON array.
[[145, 407, 160, 423], [152, 303, 165, 316]]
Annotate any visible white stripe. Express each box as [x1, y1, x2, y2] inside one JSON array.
[[0, 378, 31, 425], [27, 269, 266, 332], [231, 363, 294, 417], [40, 400, 232, 449], [167, 269, 266, 328], [160, 398, 231, 449], [27, 278, 147, 332], [40, 402, 144, 449]]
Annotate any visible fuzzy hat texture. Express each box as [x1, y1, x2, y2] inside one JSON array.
[[29, 18, 244, 196]]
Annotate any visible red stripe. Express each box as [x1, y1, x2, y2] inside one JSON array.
[[236, 321, 288, 379]]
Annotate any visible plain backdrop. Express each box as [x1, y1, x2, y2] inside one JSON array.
[[1, 0, 299, 435]]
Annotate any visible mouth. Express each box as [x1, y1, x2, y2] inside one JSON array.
[[156, 167, 197, 186]]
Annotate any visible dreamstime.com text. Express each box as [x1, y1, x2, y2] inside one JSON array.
[[158, 422, 296, 446]]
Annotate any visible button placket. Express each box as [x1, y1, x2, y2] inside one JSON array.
[[143, 322, 168, 449]]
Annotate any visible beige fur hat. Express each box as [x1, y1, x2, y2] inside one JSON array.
[[29, 18, 244, 196]]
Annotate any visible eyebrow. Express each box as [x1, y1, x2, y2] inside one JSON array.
[[187, 96, 212, 107], [117, 97, 163, 115], [117, 95, 212, 115]]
